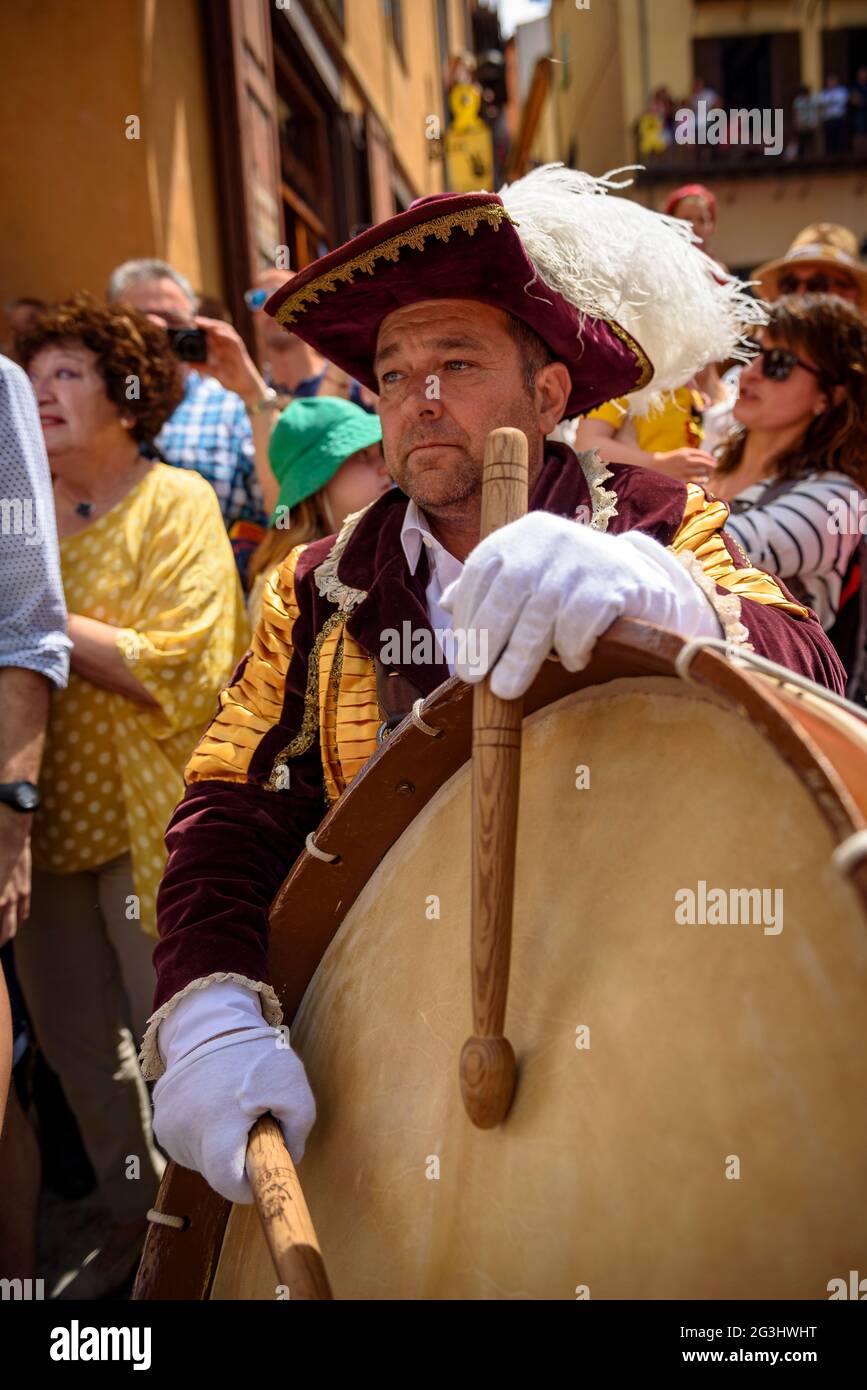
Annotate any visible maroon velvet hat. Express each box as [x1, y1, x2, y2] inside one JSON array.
[[265, 192, 652, 417]]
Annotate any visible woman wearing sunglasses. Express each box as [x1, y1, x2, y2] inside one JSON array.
[[713, 295, 867, 690]]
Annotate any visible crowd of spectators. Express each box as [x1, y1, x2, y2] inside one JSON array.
[[639, 67, 867, 162], [2, 193, 867, 1297], [0, 262, 388, 1298]]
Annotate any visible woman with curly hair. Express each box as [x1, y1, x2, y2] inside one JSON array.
[[15, 294, 249, 1297], [713, 295, 867, 691]]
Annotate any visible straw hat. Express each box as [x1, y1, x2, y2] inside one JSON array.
[[752, 223, 867, 307]]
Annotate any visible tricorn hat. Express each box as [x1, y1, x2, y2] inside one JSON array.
[[267, 165, 765, 418]]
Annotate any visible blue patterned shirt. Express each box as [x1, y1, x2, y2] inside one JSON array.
[[155, 371, 267, 530], [0, 354, 70, 688]]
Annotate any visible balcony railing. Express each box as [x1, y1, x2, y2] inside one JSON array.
[[634, 116, 867, 179]]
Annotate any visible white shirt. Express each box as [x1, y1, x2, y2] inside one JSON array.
[[702, 375, 740, 456], [399, 500, 464, 674], [820, 85, 850, 121]]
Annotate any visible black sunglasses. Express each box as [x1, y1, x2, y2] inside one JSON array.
[[753, 346, 821, 383], [777, 272, 855, 295]]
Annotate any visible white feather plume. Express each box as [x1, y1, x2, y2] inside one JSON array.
[[499, 164, 767, 416]]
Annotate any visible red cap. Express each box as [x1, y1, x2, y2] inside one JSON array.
[[663, 184, 717, 221]]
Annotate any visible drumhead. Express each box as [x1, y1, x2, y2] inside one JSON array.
[[211, 677, 867, 1299]]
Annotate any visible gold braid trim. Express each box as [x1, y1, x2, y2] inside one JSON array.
[[274, 204, 516, 326], [265, 611, 349, 790], [606, 318, 653, 391], [322, 625, 347, 809], [273, 203, 650, 391]]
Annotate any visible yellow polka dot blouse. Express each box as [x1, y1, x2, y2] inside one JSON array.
[[31, 465, 250, 936]]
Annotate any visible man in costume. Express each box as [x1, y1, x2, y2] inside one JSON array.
[[141, 167, 844, 1203]]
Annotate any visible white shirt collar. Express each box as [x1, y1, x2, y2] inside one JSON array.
[[399, 499, 464, 674], [400, 498, 452, 576]]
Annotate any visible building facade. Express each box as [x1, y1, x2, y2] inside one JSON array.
[[0, 0, 477, 347], [508, 0, 867, 275]]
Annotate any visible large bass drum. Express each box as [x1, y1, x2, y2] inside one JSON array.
[[135, 622, 867, 1300]]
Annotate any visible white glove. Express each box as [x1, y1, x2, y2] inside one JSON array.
[[440, 513, 721, 700], [152, 983, 316, 1204]]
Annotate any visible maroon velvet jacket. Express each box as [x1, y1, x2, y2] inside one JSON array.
[[146, 446, 844, 1055]]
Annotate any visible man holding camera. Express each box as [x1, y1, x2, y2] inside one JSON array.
[[107, 260, 278, 544]]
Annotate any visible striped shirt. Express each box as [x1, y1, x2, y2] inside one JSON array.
[[725, 471, 865, 631]]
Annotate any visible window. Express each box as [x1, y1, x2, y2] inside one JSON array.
[[693, 32, 800, 116], [822, 25, 867, 83], [272, 54, 335, 263], [382, 0, 405, 59], [691, 31, 800, 157], [436, 0, 449, 56]]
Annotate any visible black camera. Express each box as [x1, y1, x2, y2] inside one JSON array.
[[165, 326, 208, 363]]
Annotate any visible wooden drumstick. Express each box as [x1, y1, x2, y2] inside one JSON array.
[[459, 427, 529, 1128], [245, 1114, 333, 1300]]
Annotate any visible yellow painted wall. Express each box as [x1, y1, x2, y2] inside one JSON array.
[[541, 0, 867, 269], [447, 0, 473, 54], [529, 74, 559, 168], [137, 0, 223, 296], [635, 171, 867, 272], [551, 0, 628, 174], [619, 0, 867, 128], [342, 0, 448, 197], [387, 0, 446, 195], [343, 0, 390, 132], [0, 0, 222, 332]]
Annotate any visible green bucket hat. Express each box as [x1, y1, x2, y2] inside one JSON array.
[[268, 396, 383, 520]]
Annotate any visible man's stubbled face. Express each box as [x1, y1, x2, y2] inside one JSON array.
[[373, 300, 548, 523]]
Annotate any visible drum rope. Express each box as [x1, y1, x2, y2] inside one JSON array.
[[305, 830, 340, 863], [411, 698, 442, 737], [831, 830, 867, 876], [146, 1208, 187, 1231], [675, 636, 867, 727]]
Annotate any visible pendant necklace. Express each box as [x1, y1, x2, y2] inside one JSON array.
[[62, 459, 147, 520]]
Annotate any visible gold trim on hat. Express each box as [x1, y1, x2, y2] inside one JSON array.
[[606, 317, 653, 390], [274, 203, 515, 326], [274, 198, 653, 389]]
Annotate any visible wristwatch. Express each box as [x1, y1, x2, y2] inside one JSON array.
[[247, 387, 282, 416], [0, 780, 40, 812]]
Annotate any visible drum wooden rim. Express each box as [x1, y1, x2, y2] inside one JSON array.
[[133, 618, 867, 1300]]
